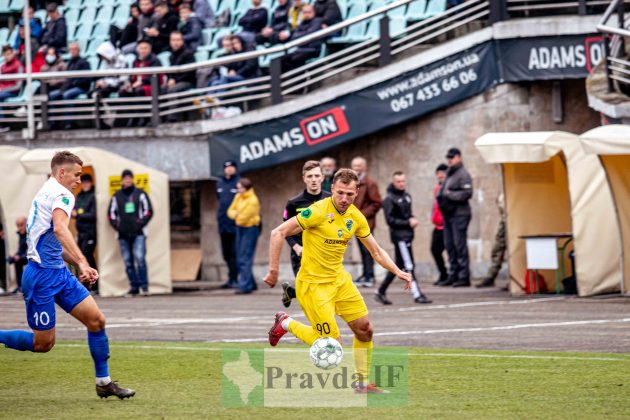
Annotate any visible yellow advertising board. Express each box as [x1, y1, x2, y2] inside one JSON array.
[[108, 174, 150, 197]]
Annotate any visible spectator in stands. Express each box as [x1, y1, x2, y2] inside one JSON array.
[[40, 46, 67, 93], [14, 23, 41, 66], [122, 0, 156, 54], [7, 217, 27, 294], [119, 3, 141, 51], [0, 46, 24, 133], [93, 41, 128, 98], [48, 42, 91, 129], [118, 40, 164, 126], [430, 163, 448, 285], [165, 31, 195, 122], [40, 2, 68, 53], [195, 35, 235, 88], [227, 177, 261, 294], [145, 0, 180, 54], [314, 0, 342, 28], [209, 35, 259, 90], [256, 0, 291, 45], [179, 3, 203, 51], [237, 0, 268, 46], [168, 0, 183, 13], [193, 0, 215, 28], [320, 156, 336, 192], [14, 8, 43, 46], [289, 0, 305, 29], [278, 5, 324, 72]]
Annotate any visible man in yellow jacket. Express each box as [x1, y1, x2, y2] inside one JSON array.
[[227, 177, 261, 294]]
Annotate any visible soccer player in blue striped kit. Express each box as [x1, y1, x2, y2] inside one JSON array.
[[0, 151, 135, 399]]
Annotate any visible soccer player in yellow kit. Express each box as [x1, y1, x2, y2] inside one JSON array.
[[264, 169, 411, 394]]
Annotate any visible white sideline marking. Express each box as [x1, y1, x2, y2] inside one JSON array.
[[376, 296, 569, 314], [54, 343, 630, 362]]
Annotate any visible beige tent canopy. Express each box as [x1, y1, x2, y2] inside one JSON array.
[[580, 124, 630, 295], [475, 132, 622, 297], [0, 146, 171, 297]]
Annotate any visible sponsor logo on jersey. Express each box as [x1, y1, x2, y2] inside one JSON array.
[[324, 238, 349, 245], [346, 219, 353, 232]]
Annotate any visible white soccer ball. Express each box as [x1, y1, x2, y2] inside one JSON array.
[[309, 337, 343, 370]]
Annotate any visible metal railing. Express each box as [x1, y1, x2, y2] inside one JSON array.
[[598, 0, 630, 92], [0, 0, 615, 132]]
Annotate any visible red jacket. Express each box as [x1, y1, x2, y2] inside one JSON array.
[[432, 184, 444, 230], [0, 57, 23, 92], [131, 53, 165, 96]]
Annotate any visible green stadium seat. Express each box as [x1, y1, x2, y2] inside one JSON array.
[[209, 0, 220, 12], [92, 22, 110, 37], [195, 50, 209, 62], [67, 22, 78, 39], [76, 37, 89, 54], [87, 36, 108, 54], [81, 7, 97, 23], [34, 9, 48, 24], [65, 0, 83, 9], [364, 18, 380, 39], [157, 51, 171, 66], [0, 28, 9, 45], [202, 28, 214, 45], [388, 3, 407, 19], [0, 0, 11, 14], [346, 2, 367, 19], [328, 21, 367, 44], [9, 0, 24, 13], [423, 0, 446, 18], [406, 0, 427, 21], [64, 8, 80, 26], [7, 28, 17, 46], [83, 0, 99, 8], [6, 81, 41, 103], [113, 5, 130, 23], [87, 55, 100, 70], [95, 5, 113, 22], [74, 23, 93, 40], [124, 52, 136, 66], [390, 16, 406, 36], [218, 0, 236, 13]]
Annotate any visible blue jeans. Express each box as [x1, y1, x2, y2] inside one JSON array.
[[118, 235, 148, 293], [236, 225, 260, 292], [208, 74, 245, 93], [49, 87, 86, 122], [0, 90, 18, 120]]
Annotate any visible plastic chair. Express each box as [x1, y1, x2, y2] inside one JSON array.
[[64, 0, 83, 9], [83, 0, 99, 8], [64, 8, 80, 26], [9, 0, 24, 13], [0, 28, 9, 46], [157, 51, 171, 67], [95, 5, 114, 22], [87, 55, 100, 70], [124, 52, 136, 67], [76, 37, 90, 54], [74, 23, 94, 40], [34, 9, 48, 24], [6, 81, 42, 103], [0, 0, 11, 14], [66, 22, 78, 39], [218, 0, 236, 13], [92, 22, 110, 37], [346, 2, 367, 19], [423, 0, 446, 18], [202, 28, 214, 46], [406, 0, 427, 21], [328, 21, 367, 44], [80, 7, 97, 24], [195, 50, 209, 62], [388, 3, 407, 19], [7, 28, 17, 46], [87, 36, 108, 54], [389, 16, 406, 36], [112, 5, 131, 23]]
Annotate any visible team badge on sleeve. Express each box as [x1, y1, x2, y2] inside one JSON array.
[[302, 208, 312, 219]]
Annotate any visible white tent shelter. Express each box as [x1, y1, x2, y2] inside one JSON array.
[[580, 124, 630, 295], [0, 146, 171, 297], [475, 132, 622, 297]]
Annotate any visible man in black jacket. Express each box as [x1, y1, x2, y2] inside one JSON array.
[[146, 0, 180, 54], [209, 35, 259, 89], [165, 31, 195, 121], [48, 42, 91, 129], [108, 169, 154, 296], [40, 3, 67, 52], [179, 4, 203, 51], [437, 148, 473, 287], [237, 0, 269, 45], [314, 0, 342, 27], [280, 160, 331, 308], [73, 174, 98, 274], [256, 0, 291, 45], [7, 217, 27, 294], [278, 5, 324, 71], [374, 171, 431, 305]]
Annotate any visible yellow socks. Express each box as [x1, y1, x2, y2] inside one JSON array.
[[287, 319, 319, 346], [353, 337, 373, 385]]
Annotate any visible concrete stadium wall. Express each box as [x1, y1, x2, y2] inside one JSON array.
[[200, 79, 600, 283]]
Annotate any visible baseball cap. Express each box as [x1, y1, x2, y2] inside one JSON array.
[[223, 160, 237, 168], [121, 169, 134, 178], [446, 147, 461, 159]]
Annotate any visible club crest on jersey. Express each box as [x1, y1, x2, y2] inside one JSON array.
[[337, 229, 343, 238], [301, 208, 312, 219], [62, 197, 70, 205], [346, 219, 353, 232]]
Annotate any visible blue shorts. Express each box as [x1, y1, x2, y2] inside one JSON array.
[[22, 262, 91, 331]]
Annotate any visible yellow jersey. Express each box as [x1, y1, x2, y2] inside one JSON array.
[[295, 197, 371, 283]]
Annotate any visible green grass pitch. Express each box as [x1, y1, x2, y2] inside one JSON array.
[[0, 341, 628, 419]]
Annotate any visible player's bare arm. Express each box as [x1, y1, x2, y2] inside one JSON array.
[[52, 208, 98, 284], [264, 217, 303, 288], [359, 235, 412, 289]]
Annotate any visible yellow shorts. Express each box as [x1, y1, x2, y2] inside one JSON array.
[[295, 271, 369, 339]]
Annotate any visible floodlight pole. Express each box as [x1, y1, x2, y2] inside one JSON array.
[[23, 5, 35, 143]]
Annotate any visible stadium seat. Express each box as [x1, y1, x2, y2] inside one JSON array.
[[202, 28, 214, 46], [67, 22, 78, 39], [328, 21, 368, 44], [81, 7, 97, 24], [83, 0, 99, 8], [195, 50, 209, 62], [95, 5, 114, 22], [87, 55, 101, 70], [406, 0, 427, 21], [6, 81, 41, 103], [64, 8, 80, 27], [112, 5, 130, 24], [74, 23, 93, 40], [34, 9, 48, 24], [87, 36, 108, 54], [7, 28, 17, 46], [0, 28, 8, 46], [218, 0, 236, 13], [76, 37, 90, 54], [124, 52, 136, 67], [388, 3, 407, 19], [157, 51, 171, 66], [9, 0, 24, 13], [65, 0, 82, 9], [0, 0, 11, 14], [346, 2, 368, 19], [92, 22, 110, 37], [423, 0, 446, 18], [390, 16, 407, 36], [208, 0, 220, 12]]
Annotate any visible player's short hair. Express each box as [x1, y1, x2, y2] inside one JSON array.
[[302, 160, 321, 175], [239, 177, 253, 190], [392, 170, 404, 178], [51, 151, 83, 174], [332, 168, 359, 186]]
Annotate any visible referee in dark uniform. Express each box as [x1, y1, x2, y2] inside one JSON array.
[[281, 160, 331, 307]]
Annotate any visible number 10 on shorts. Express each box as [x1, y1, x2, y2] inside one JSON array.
[[33, 311, 50, 327]]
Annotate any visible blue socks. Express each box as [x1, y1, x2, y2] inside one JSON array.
[[0, 330, 35, 352], [88, 329, 110, 379]]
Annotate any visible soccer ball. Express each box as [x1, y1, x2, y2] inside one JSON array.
[[309, 337, 343, 370]]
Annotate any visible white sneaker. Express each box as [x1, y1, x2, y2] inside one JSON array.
[[15, 106, 26, 117], [0, 287, 5, 294]]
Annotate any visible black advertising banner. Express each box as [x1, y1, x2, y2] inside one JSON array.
[[499, 34, 605, 81], [209, 41, 499, 176]]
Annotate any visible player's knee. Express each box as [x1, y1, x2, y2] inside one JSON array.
[[87, 312, 106, 331], [34, 335, 55, 353]]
